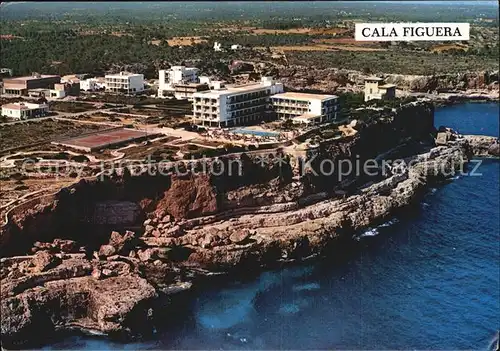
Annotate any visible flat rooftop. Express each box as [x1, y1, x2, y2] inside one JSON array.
[[105, 72, 143, 78], [6, 74, 60, 81], [2, 102, 47, 110], [174, 82, 209, 88], [272, 92, 338, 101], [365, 77, 384, 81], [194, 82, 277, 98], [379, 84, 397, 89]]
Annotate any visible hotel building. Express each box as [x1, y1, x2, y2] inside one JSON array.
[[270, 92, 339, 125], [2, 73, 61, 96], [105, 72, 144, 94], [158, 66, 199, 98], [192, 77, 284, 127]]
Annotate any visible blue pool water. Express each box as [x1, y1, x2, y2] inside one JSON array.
[[232, 128, 280, 137], [46, 103, 499, 350]]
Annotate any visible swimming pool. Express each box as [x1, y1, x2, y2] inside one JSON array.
[[232, 128, 279, 137]]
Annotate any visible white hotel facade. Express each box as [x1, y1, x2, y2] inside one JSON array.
[[191, 77, 339, 127], [104, 72, 144, 94], [192, 77, 284, 127], [271, 92, 339, 125], [158, 66, 199, 98]]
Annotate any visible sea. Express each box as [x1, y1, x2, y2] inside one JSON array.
[[46, 102, 499, 350]]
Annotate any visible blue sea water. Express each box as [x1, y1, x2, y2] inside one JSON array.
[[435, 102, 499, 137], [46, 103, 499, 350]]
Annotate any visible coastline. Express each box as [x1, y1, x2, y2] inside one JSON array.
[[1, 101, 499, 348], [430, 92, 499, 107]]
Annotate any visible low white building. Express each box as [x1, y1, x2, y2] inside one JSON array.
[[105, 72, 144, 94], [80, 78, 102, 92], [230, 44, 242, 50], [49, 89, 66, 99], [192, 76, 284, 127], [271, 92, 339, 125], [1, 102, 49, 120], [158, 66, 199, 98]]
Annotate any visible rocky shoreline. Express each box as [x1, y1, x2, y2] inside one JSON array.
[[429, 92, 499, 107], [462, 134, 499, 157], [1, 102, 498, 348], [274, 65, 499, 96]]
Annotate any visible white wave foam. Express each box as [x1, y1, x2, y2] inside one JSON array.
[[378, 218, 400, 228], [278, 303, 300, 314], [292, 282, 321, 292], [354, 228, 379, 241]]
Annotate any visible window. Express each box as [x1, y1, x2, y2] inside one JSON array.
[[370, 89, 373, 94]]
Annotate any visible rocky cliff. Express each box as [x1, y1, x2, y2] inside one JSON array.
[[276, 65, 499, 94], [463, 135, 499, 157], [1, 102, 481, 348]]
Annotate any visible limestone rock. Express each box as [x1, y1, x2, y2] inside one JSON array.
[[101, 269, 115, 278], [31, 251, 61, 273], [108, 230, 136, 255], [53, 239, 77, 253], [165, 225, 182, 237], [464, 135, 499, 157], [487, 141, 500, 157], [229, 230, 251, 244], [151, 174, 218, 220], [161, 215, 172, 223], [98, 245, 116, 258], [92, 268, 103, 280], [137, 249, 153, 262], [200, 235, 214, 249]]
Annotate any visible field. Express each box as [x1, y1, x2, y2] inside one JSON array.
[[260, 44, 387, 52], [49, 101, 100, 113], [313, 38, 368, 44], [54, 128, 154, 152], [430, 44, 469, 53], [166, 36, 208, 46], [1, 1, 498, 80], [0, 119, 110, 152], [214, 26, 350, 36], [65, 112, 126, 124], [253, 27, 350, 35], [286, 50, 499, 75]]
